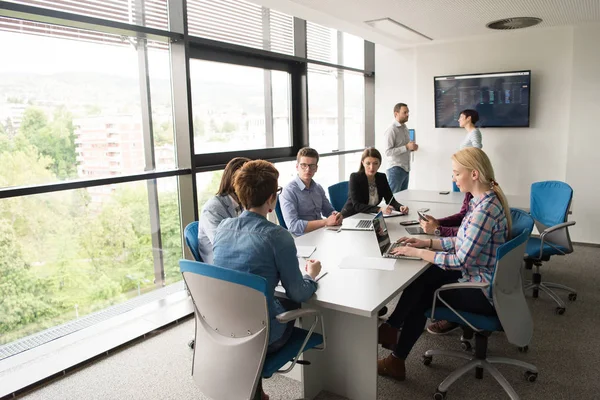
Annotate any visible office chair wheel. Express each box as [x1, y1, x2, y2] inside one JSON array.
[[423, 355, 433, 366], [188, 339, 195, 349], [525, 371, 538, 382], [433, 390, 447, 400], [518, 345, 529, 353], [568, 293, 577, 301], [555, 307, 566, 315], [461, 341, 472, 352]]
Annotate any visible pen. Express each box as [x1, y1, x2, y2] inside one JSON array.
[[316, 272, 328, 282]]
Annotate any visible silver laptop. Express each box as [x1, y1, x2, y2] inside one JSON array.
[[373, 212, 421, 260], [342, 217, 373, 231]]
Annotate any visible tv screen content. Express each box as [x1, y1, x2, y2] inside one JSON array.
[[434, 71, 531, 128]]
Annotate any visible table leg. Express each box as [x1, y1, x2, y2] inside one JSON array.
[[301, 305, 378, 400]]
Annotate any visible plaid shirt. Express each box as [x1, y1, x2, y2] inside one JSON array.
[[433, 191, 508, 303]]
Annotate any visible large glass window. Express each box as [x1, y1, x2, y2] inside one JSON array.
[[0, 177, 181, 346], [190, 59, 291, 154], [0, 26, 174, 188]]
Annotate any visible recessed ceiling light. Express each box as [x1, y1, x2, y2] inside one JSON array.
[[486, 17, 542, 30], [365, 17, 432, 44]]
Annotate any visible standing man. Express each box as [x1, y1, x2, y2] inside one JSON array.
[[384, 103, 418, 193], [280, 147, 343, 236]]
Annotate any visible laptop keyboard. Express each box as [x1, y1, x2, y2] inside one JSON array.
[[357, 220, 373, 229]]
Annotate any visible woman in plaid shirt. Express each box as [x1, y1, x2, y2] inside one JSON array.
[[377, 148, 512, 382]]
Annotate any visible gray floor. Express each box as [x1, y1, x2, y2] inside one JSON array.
[[18, 245, 600, 399]]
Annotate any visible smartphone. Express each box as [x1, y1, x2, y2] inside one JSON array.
[[439, 191, 450, 195], [417, 211, 429, 222], [408, 128, 415, 142], [417, 208, 430, 213], [400, 220, 419, 226]]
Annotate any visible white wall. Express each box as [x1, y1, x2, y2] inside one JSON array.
[[375, 26, 600, 243]]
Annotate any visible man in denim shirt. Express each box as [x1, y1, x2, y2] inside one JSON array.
[[280, 147, 343, 236]]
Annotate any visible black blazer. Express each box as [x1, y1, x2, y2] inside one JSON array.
[[341, 172, 403, 217]]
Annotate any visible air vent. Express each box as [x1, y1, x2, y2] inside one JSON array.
[[486, 17, 542, 30]]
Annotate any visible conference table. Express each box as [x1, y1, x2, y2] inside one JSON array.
[[393, 189, 531, 211], [276, 201, 460, 400]]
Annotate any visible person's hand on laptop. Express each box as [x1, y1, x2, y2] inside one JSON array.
[[305, 259, 322, 280], [420, 215, 440, 234], [395, 237, 429, 248], [390, 244, 420, 258]]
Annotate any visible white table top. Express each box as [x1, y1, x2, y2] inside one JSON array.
[[278, 203, 459, 318], [393, 189, 530, 211]]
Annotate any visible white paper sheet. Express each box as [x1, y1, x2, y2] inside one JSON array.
[[296, 245, 316, 258], [338, 256, 395, 271]]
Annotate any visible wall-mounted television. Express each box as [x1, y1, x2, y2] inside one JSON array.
[[434, 70, 531, 128]]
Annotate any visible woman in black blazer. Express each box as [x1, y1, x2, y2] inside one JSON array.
[[341, 147, 409, 217]]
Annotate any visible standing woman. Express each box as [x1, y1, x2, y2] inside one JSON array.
[[341, 147, 409, 218], [197, 157, 250, 264], [453, 109, 482, 192]]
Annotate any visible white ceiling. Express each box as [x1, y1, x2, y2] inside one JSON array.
[[253, 0, 600, 48]]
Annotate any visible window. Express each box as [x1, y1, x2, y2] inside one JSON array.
[[307, 22, 364, 70], [0, 177, 181, 346], [0, 25, 174, 188], [190, 59, 292, 155]]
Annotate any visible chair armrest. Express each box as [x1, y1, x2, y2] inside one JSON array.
[[430, 282, 490, 334], [540, 221, 576, 239], [437, 282, 490, 291], [276, 308, 321, 323]]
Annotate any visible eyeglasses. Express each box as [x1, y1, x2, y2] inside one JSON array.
[[276, 186, 283, 195], [299, 163, 318, 171]]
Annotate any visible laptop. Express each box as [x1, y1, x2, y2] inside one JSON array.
[[372, 212, 421, 260], [341, 217, 373, 231]]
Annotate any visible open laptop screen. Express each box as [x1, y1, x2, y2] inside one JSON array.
[[372, 212, 392, 256]]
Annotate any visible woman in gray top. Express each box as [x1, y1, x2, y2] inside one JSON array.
[[197, 157, 250, 263]]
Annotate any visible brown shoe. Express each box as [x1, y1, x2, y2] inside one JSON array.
[[378, 323, 399, 350], [377, 354, 406, 381], [427, 320, 459, 335], [261, 388, 269, 400]]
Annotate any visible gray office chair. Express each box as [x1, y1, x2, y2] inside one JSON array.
[[180, 260, 325, 400], [423, 227, 538, 400]]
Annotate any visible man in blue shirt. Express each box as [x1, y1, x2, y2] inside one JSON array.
[[280, 147, 343, 236]]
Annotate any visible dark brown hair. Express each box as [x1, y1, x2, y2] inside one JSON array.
[[296, 147, 319, 163], [358, 147, 382, 174], [234, 160, 280, 209], [217, 157, 251, 196], [460, 109, 480, 125], [393, 103, 408, 114]]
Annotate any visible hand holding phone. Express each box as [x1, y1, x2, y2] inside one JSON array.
[[417, 211, 429, 222]]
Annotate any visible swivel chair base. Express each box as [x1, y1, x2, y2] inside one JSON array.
[[524, 264, 577, 314], [423, 333, 538, 400]]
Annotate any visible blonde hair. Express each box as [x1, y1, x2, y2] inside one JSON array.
[[452, 148, 512, 237]]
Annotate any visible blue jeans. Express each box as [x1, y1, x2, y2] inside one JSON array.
[[386, 166, 409, 193]]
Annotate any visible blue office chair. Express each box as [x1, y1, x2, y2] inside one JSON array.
[[423, 214, 537, 400], [524, 181, 576, 315], [275, 195, 288, 230], [328, 181, 349, 212], [184, 221, 202, 262], [180, 260, 325, 400]]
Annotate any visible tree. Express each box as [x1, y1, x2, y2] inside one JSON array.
[[0, 220, 61, 338], [193, 117, 205, 138], [221, 121, 237, 133], [19, 106, 77, 180]]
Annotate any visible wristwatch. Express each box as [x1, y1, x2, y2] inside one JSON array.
[[434, 227, 441, 236]]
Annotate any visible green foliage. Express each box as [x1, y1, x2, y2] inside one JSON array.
[[153, 119, 174, 146], [221, 121, 237, 133], [18, 106, 78, 180]]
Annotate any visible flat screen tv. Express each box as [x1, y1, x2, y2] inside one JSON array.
[[434, 70, 531, 128]]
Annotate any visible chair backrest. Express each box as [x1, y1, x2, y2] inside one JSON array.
[[510, 208, 534, 239], [328, 181, 349, 213], [180, 260, 269, 400], [184, 221, 202, 262], [275, 195, 287, 230], [492, 227, 534, 347], [530, 181, 574, 251]]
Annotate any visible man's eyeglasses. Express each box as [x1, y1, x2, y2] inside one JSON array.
[[276, 186, 283, 195], [299, 163, 318, 171]]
